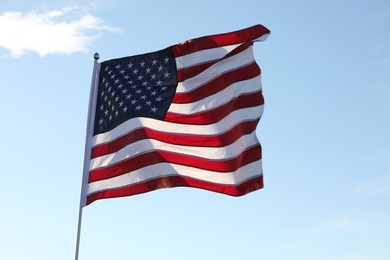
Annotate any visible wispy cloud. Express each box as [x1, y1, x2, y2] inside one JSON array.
[[316, 255, 390, 260], [290, 216, 362, 237], [0, 6, 119, 57], [354, 173, 390, 196]]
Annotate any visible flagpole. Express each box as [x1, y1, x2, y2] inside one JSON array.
[[75, 53, 101, 260], [74, 206, 83, 260]]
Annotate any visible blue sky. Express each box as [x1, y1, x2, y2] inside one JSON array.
[[1, 1, 389, 259]]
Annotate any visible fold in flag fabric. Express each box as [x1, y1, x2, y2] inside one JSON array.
[[80, 24, 270, 206]]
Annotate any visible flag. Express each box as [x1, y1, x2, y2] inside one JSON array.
[[80, 24, 270, 206]]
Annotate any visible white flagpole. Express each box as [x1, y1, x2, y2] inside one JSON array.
[[75, 53, 101, 260]]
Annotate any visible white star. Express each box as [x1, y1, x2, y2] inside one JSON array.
[[133, 68, 139, 74], [151, 59, 158, 65], [164, 57, 169, 63], [151, 107, 158, 112], [156, 80, 162, 86], [137, 75, 144, 81], [164, 72, 170, 78], [119, 69, 125, 74], [126, 94, 132, 99], [151, 90, 157, 96], [99, 118, 104, 125], [145, 67, 151, 73], [123, 106, 128, 112], [140, 61, 146, 67], [151, 74, 157, 80], [131, 99, 137, 105], [135, 105, 142, 110], [156, 96, 162, 102], [115, 64, 121, 69], [158, 65, 163, 71], [146, 101, 152, 106], [128, 62, 134, 68]]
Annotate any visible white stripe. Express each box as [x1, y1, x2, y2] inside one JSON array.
[[90, 132, 259, 171], [168, 75, 262, 114], [92, 104, 263, 146], [87, 160, 263, 195], [175, 46, 255, 93], [175, 44, 240, 69], [254, 33, 270, 42]]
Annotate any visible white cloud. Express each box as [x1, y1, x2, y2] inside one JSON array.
[[0, 6, 119, 57], [354, 173, 390, 196]]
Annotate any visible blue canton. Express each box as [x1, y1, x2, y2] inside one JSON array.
[[94, 47, 177, 135]]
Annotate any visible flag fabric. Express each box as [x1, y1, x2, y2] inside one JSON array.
[[80, 24, 270, 206]]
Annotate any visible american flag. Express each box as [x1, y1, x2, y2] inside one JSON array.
[[80, 24, 270, 206]]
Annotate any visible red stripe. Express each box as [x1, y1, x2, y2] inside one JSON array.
[[172, 24, 270, 57], [86, 174, 263, 205], [177, 42, 255, 82], [89, 144, 261, 183], [173, 62, 260, 103], [91, 118, 259, 158], [166, 91, 263, 124], [177, 60, 215, 82]]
